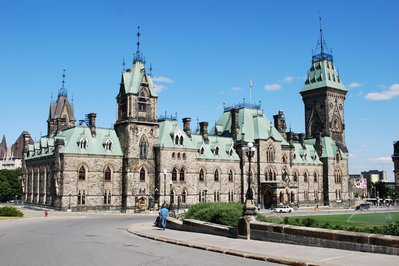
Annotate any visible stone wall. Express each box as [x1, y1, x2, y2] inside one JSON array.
[[250, 221, 399, 255]]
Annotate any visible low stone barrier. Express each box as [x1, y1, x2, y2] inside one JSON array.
[[250, 221, 399, 255], [167, 217, 237, 238]]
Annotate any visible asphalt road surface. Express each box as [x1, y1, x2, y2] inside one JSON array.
[[0, 212, 274, 266]]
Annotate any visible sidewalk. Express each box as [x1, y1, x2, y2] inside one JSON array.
[[127, 222, 398, 266]]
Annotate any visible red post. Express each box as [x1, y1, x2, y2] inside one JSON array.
[[44, 211, 48, 217]]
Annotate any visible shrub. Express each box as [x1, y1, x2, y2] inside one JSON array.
[[0, 206, 23, 217], [283, 216, 290, 224], [184, 202, 243, 227], [302, 217, 317, 227]]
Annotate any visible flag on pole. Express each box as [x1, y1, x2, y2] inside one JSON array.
[[249, 79, 253, 88]]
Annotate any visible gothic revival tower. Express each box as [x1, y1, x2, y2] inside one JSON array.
[[300, 20, 349, 206], [300, 22, 348, 153], [114, 27, 159, 210], [47, 70, 76, 137]]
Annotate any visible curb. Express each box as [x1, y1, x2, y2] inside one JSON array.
[[127, 227, 322, 266]]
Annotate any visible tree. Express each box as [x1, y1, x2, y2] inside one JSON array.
[[0, 169, 22, 202], [375, 181, 388, 199]]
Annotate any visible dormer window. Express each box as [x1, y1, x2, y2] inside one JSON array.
[[104, 139, 112, 151], [214, 146, 219, 156], [179, 136, 183, 145], [229, 148, 233, 156], [79, 138, 88, 150], [200, 147, 205, 155], [174, 132, 184, 146]]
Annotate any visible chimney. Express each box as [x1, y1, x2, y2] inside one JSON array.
[[298, 133, 305, 147], [199, 121, 209, 143], [56, 118, 62, 135], [88, 113, 97, 137], [230, 109, 239, 140], [273, 110, 287, 136], [22, 133, 31, 158], [182, 117, 191, 138]]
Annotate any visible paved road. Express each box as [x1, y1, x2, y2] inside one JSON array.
[[0, 211, 274, 266]]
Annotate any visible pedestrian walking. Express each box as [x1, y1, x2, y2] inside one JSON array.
[[159, 205, 169, 230]]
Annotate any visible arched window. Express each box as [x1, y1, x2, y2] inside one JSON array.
[[229, 148, 233, 156], [200, 147, 205, 155], [279, 192, 283, 203], [179, 136, 184, 145], [336, 153, 340, 162], [181, 191, 186, 203], [183, 153, 186, 160], [228, 169, 233, 182], [273, 171, 277, 181], [214, 170, 219, 181], [172, 168, 177, 181], [172, 152, 175, 159], [291, 191, 295, 203], [104, 166, 111, 181], [268, 169, 273, 181], [138, 91, 146, 112], [314, 172, 318, 183], [179, 168, 185, 181], [170, 190, 175, 204], [177, 153, 181, 159], [282, 155, 286, 163], [139, 137, 148, 159], [199, 169, 204, 181], [139, 168, 145, 181], [293, 172, 298, 182], [78, 166, 86, 181], [304, 172, 308, 182], [175, 135, 179, 145]]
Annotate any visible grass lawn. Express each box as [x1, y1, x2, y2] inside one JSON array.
[[259, 212, 399, 229]]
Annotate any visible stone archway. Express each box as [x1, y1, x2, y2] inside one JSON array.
[[263, 189, 273, 209]]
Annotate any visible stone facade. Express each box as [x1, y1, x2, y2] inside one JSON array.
[[22, 28, 350, 211], [393, 141, 399, 189]]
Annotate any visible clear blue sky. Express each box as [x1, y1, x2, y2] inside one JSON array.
[[1, 0, 398, 180]]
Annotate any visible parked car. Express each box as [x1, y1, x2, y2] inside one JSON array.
[[355, 203, 370, 211], [273, 205, 294, 213]]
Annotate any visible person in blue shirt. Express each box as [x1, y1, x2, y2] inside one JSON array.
[[159, 205, 169, 230]]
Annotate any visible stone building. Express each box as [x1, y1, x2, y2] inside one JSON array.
[[22, 26, 350, 211], [0, 132, 33, 170]]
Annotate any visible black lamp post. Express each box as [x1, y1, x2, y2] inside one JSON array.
[[163, 169, 167, 205], [244, 142, 256, 215], [68, 192, 71, 210], [204, 187, 208, 202]]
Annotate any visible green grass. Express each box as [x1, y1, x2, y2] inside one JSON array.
[[257, 212, 399, 233]]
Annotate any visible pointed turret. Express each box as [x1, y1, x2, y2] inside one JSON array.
[[47, 70, 76, 136], [301, 18, 346, 93], [300, 18, 347, 152]]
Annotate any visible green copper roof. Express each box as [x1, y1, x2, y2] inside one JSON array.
[[210, 107, 289, 145], [292, 143, 322, 165], [155, 120, 240, 161], [304, 137, 347, 159], [122, 61, 158, 96], [27, 126, 123, 159], [301, 59, 347, 93]]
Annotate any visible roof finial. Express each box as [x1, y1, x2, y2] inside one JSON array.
[[149, 63, 153, 76], [133, 26, 144, 63], [319, 16, 324, 55], [122, 58, 125, 72], [58, 69, 67, 97], [312, 16, 333, 63]]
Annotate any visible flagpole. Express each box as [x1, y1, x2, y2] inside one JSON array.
[[249, 79, 252, 106]]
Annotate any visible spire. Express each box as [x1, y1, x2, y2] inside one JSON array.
[[58, 69, 67, 97], [149, 63, 153, 76], [312, 17, 333, 63], [133, 26, 144, 63], [122, 58, 125, 72]]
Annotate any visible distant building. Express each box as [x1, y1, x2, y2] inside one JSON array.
[[22, 25, 350, 211], [348, 174, 367, 199], [0, 133, 33, 170], [393, 141, 399, 189]]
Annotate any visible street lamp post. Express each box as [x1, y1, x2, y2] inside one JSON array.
[[244, 142, 256, 215], [163, 169, 167, 205], [204, 187, 208, 202], [68, 192, 71, 211]]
